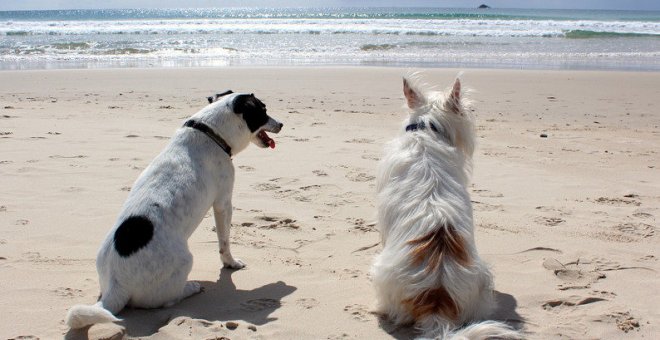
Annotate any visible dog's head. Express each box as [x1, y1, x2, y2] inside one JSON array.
[[198, 90, 283, 155], [402, 75, 474, 158]]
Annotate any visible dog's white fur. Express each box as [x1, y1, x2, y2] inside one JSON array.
[[371, 75, 521, 339], [66, 92, 282, 329]]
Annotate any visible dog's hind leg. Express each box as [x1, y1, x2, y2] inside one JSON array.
[[100, 283, 131, 315], [213, 200, 245, 269], [162, 281, 203, 308], [132, 251, 202, 308]]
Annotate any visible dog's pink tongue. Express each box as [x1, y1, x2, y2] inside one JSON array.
[[269, 139, 275, 149]]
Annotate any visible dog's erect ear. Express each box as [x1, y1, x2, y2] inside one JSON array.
[[403, 78, 425, 109], [207, 90, 234, 104], [217, 90, 234, 98], [444, 78, 462, 114]]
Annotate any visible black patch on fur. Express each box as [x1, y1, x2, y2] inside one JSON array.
[[232, 94, 269, 133], [113, 215, 154, 257]]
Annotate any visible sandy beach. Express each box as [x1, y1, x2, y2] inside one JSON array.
[[0, 67, 658, 339]]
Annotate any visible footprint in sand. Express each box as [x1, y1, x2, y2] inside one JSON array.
[[296, 298, 320, 310], [273, 188, 300, 199], [345, 171, 375, 183], [631, 211, 653, 219], [472, 189, 504, 198], [240, 298, 280, 312], [534, 216, 566, 227], [478, 223, 519, 234], [471, 200, 504, 212], [238, 165, 255, 172], [253, 182, 281, 191], [157, 317, 231, 337], [52, 287, 84, 298], [590, 290, 617, 298], [15, 219, 29, 226], [637, 254, 656, 262], [273, 184, 333, 203], [542, 258, 606, 290], [613, 222, 655, 239], [339, 268, 363, 279], [591, 196, 641, 206], [344, 138, 374, 144], [300, 184, 323, 191], [257, 216, 300, 230], [541, 296, 607, 310], [269, 177, 299, 185], [534, 206, 570, 227], [312, 170, 328, 177], [343, 304, 373, 322], [361, 153, 380, 161], [607, 312, 641, 333], [347, 218, 376, 233], [594, 222, 655, 243]]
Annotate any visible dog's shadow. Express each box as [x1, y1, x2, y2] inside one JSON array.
[[66, 268, 296, 339], [379, 291, 525, 340]]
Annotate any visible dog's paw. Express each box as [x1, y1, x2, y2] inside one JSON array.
[[184, 281, 203, 295], [223, 258, 246, 270]]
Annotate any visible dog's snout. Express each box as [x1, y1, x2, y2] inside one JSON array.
[[272, 122, 283, 133]]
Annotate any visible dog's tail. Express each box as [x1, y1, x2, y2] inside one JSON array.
[[65, 302, 121, 329], [444, 320, 522, 340], [66, 282, 129, 329], [415, 320, 521, 340], [65, 294, 128, 329]]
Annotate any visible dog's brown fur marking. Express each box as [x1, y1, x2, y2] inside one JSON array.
[[402, 285, 460, 321], [407, 223, 471, 271], [402, 224, 470, 321]]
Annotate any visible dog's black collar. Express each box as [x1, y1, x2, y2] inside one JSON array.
[[406, 120, 452, 143], [405, 120, 438, 133], [183, 119, 232, 157]]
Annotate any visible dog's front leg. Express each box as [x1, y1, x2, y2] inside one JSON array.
[[213, 201, 245, 269]]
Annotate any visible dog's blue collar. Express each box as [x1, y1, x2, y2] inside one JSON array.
[[183, 119, 232, 157]]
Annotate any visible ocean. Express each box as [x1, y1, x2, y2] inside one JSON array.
[[0, 7, 658, 71]]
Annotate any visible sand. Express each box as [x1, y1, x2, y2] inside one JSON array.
[[0, 67, 658, 339]]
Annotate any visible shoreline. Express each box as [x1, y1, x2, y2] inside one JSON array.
[[0, 67, 658, 339], [2, 61, 659, 73], [3, 7, 658, 73]]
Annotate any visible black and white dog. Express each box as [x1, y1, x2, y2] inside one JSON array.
[[66, 91, 283, 329]]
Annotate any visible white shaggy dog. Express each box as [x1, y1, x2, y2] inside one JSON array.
[[371, 76, 520, 339], [65, 91, 283, 329]]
